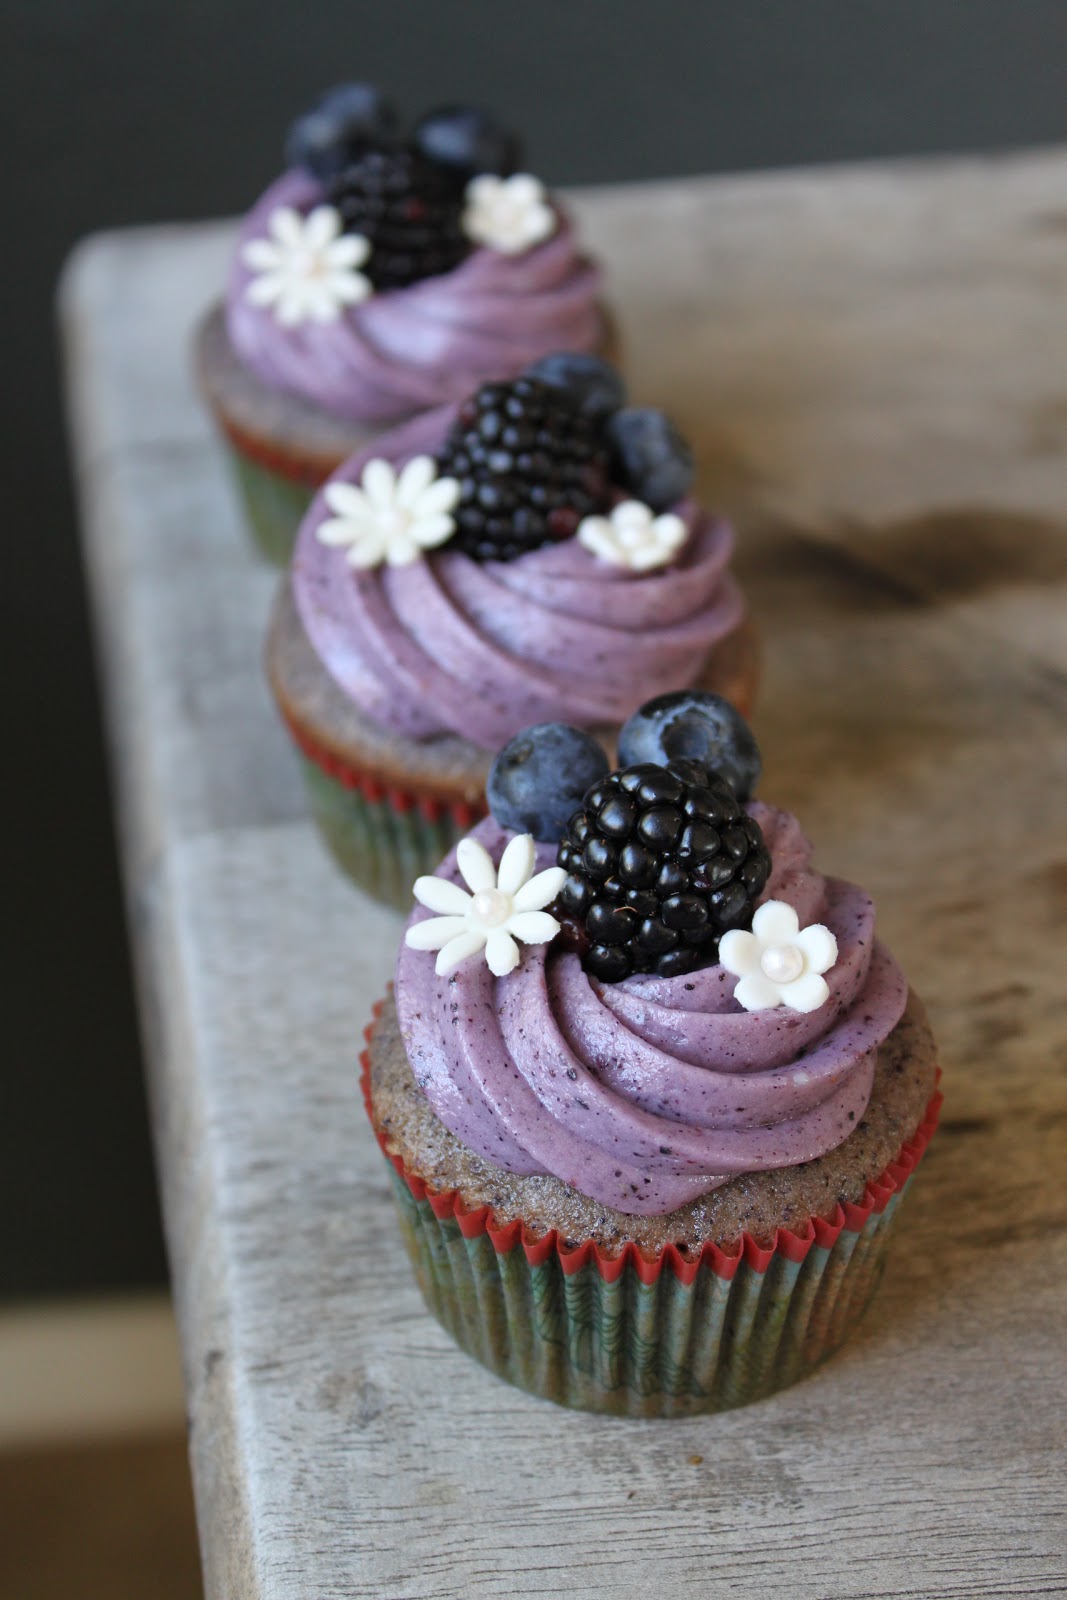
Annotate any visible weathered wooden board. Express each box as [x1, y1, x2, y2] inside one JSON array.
[[61, 151, 1067, 1599]]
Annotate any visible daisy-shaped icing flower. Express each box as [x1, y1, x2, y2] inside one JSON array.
[[577, 500, 688, 572], [242, 205, 371, 326], [406, 834, 567, 978], [719, 900, 839, 1014], [462, 174, 557, 255], [316, 456, 460, 568]]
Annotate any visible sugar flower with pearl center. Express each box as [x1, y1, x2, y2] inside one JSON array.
[[577, 500, 688, 572], [462, 174, 557, 255], [316, 456, 461, 568], [406, 835, 566, 977], [242, 205, 371, 326], [719, 900, 838, 1013]]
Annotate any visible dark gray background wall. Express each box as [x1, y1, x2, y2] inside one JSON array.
[[6, 0, 1067, 1298]]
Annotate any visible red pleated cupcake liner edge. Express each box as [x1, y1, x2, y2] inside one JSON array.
[[282, 710, 487, 827], [218, 413, 341, 487], [360, 995, 942, 1289]]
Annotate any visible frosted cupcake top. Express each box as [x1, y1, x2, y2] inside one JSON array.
[[396, 704, 909, 1217], [291, 365, 745, 750], [224, 87, 603, 424]]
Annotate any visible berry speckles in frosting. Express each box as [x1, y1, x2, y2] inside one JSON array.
[[395, 810, 908, 1215]]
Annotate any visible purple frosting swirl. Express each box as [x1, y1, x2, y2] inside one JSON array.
[[292, 409, 744, 749], [395, 808, 908, 1216], [226, 170, 604, 424]]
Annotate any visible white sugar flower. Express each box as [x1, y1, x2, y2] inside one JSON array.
[[577, 500, 688, 572], [719, 901, 839, 1014], [462, 174, 557, 255], [406, 835, 566, 978], [242, 205, 371, 326], [316, 456, 460, 568]]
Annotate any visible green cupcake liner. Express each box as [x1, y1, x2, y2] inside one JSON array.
[[362, 1012, 941, 1416], [225, 444, 317, 566], [386, 1166, 911, 1416], [298, 754, 481, 910]]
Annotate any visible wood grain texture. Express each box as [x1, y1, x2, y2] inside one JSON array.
[[60, 152, 1067, 1598]]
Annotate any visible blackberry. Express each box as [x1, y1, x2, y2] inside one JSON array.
[[326, 147, 470, 291], [435, 377, 611, 563], [554, 759, 772, 982]]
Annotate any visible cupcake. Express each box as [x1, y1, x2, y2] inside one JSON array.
[[267, 359, 759, 905], [363, 700, 941, 1416], [196, 84, 613, 563]]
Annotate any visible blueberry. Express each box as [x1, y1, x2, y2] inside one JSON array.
[[617, 692, 761, 801], [605, 408, 694, 511], [523, 353, 627, 423], [487, 723, 609, 842], [285, 83, 400, 182], [412, 105, 521, 183]]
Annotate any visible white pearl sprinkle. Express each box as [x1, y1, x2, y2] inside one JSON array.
[[760, 943, 805, 985], [472, 888, 512, 928]]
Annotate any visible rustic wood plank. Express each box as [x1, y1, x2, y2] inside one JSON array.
[[61, 151, 1067, 1599]]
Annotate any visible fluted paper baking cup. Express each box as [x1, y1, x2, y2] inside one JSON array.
[[361, 1005, 941, 1415], [286, 723, 486, 908], [223, 439, 317, 566]]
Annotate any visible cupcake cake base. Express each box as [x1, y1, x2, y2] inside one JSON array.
[[363, 991, 940, 1416], [268, 582, 760, 908]]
